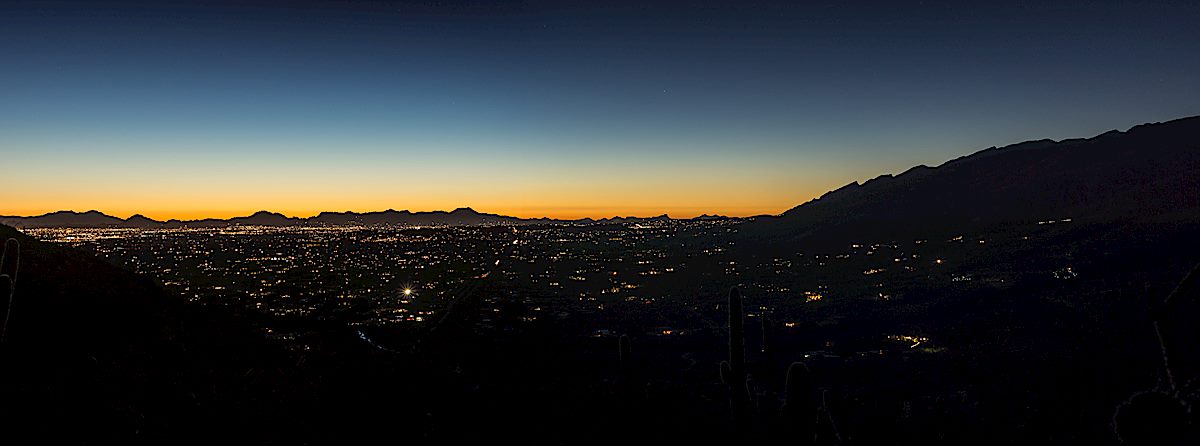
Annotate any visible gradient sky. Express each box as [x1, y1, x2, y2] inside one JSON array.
[[2, 0, 1199, 220]]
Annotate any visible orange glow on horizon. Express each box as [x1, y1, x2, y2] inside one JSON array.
[[0, 203, 801, 222], [0, 184, 831, 221], [0, 155, 848, 221], [1, 135, 859, 224]]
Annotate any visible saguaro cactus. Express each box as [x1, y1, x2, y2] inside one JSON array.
[[1113, 391, 1188, 445], [0, 238, 17, 283], [618, 334, 631, 366], [0, 238, 19, 343], [0, 275, 10, 339], [617, 334, 634, 396], [720, 287, 750, 430], [1150, 264, 1200, 392], [720, 287, 746, 384], [1113, 264, 1199, 445], [761, 313, 772, 354], [782, 362, 817, 446]]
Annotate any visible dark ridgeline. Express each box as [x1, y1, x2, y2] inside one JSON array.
[[0, 116, 1198, 444], [747, 116, 1200, 248], [0, 207, 705, 229]]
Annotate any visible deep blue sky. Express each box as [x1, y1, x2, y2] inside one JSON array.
[[2, 0, 1198, 218]]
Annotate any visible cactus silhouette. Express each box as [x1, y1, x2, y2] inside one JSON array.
[[0, 238, 19, 343], [617, 334, 635, 398], [618, 334, 631, 366], [781, 362, 818, 446], [720, 288, 746, 383], [0, 238, 17, 281], [818, 389, 845, 445], [719, 287, 750, 432], [1113, 391, 1189, 445], [1152, 264, 1200, 393], [1114, 264, 1200, 445], [745, 372, 762, 438], [0, 275, 10, 341], [761, 313, 772, 354]]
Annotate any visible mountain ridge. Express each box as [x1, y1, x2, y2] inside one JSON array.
[[0, 208, 735, 228], [750, 115, 1200, 247]]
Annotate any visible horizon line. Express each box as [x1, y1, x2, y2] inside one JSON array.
[[0, 207, 782, 222]]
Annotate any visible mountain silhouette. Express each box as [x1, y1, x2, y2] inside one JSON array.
[[123, 213, 161, 228], [0, 208, 730, 228], [3, 210, 128, 228], [747, 116, 1200, 247]]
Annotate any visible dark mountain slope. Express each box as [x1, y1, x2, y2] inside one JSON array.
[[0, 224, 296, 444], [750, 116, 1200, 247]]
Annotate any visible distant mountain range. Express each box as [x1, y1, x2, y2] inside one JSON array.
[[748, 115, 1200, 247], [0, 207, 735, 229]]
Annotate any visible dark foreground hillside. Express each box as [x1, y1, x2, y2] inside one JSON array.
[[0, 224, 727, 445], [5, 213, 1200, 446], [0, 225, 301, 443], [3, 220, 1200, 445]]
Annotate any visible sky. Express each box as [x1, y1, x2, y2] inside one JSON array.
[[2, 0, 1198, 220]]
